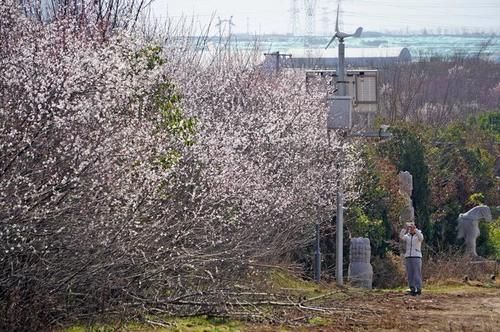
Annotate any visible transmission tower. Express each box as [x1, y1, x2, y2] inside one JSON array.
[[216, 16, 236, 37], [321, 6, 332, 36], [303, 0, 318, 56], [289, 0, 300, 36]]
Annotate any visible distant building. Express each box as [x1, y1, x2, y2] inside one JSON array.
[[263, 47, 412, 70]]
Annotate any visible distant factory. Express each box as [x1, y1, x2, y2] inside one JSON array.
[[263, 47, 412, 70]]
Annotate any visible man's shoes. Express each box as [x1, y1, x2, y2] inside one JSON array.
[[405, 287, 421, 296], [407, 287, 416, 296]]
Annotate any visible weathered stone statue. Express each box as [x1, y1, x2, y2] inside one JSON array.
[[398, 171, 413, 197], [398, 171, 414, 223], [457, 205, 493, 257], [348, 237, 373, 289]]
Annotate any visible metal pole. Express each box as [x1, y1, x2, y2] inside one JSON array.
[[337, 38, 346, 96], [335, 37, 346, 287], [336, 188, 344, 286], [276, 52, 280, 72], [314, 223, 321, 282]]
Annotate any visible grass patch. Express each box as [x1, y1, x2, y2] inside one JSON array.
[[266, 269, 361, 305], [268, 269, 326, 296], [371, 278, 499, 296], [63, 316, 242, 332], [167, 316, 241, 332], [424, 279, 499, 292], [308, 316, 332, 326]]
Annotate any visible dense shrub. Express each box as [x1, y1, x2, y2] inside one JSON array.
[[0, 1, 361, 329]]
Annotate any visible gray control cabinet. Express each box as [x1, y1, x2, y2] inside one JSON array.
[[327, 96, 353, 130]]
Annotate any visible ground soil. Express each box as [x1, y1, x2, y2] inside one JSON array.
[[331, 288, 500, 331], [62, 281, 500, 331], [250, 286, 500, 331]]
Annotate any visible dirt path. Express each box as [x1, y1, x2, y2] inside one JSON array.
[[248, 287, 500, 331], [311, 288, 500, 331], [402, 290, 500, 331]]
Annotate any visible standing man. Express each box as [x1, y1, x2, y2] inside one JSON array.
[[400, 222, 424, 295]]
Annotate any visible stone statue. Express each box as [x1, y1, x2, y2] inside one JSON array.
[[457, 205, 493, 257], [398, 171, 414, 223], [398, 171, 413, 198], [348, 237, 373, 289]]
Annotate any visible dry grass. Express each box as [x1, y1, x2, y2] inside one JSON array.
[[424, 253, 498, 284], [372, 252, 407, 288], [371, 252, 498, 289]]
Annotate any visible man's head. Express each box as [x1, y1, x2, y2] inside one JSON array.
[[406, 222, 416, 234]]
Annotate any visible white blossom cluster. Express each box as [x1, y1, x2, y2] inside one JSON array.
[[168, 62, 362, 255], [0, 2, 192, 322], [0, 2, 172, 248]]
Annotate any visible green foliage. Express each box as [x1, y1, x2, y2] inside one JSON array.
[[155, 82, 197, 147], [155, 148, 182, 170], [353, 113, 498, 258], [347, 146, 399, 257], [429, 139, 493, 205], [132, 47, 197, 173], [354, 149, 393, 221], [488, 219, 500, 259], [468, 193, 485, 206], [377, 126, 432, 239], [348, 206, 391, 257], [135, 47, 198, 150], [136, 45, 165, 70], [477, 218, 500, 258], [429, 201, 461, 251], [427, 113, 498, 254], [475, 111, 500, 140]]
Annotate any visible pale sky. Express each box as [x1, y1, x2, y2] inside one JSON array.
[[147, 0, 500, 35]]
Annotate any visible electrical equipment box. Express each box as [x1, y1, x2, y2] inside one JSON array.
[[306, 69, 378, 130], [327, 96, 353, 130]]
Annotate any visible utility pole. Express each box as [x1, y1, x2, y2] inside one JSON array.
[[263, 51, 292, 72], [325, 3, 363, 287], [314, 223, 321, 282], [336, 175, 344, 285]]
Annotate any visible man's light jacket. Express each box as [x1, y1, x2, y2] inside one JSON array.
[[399, 229, 424, 258]]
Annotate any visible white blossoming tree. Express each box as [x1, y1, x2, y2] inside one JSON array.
[[0, 1, 361, 329]]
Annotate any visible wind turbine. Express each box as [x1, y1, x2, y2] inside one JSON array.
[[325, 4, 363, 49], [325, 4, 363, 96]]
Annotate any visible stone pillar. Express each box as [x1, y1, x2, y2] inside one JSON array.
[[398, 171, 414, 260], [398, 171, 414, 224], [348, 237, 373, 289]]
